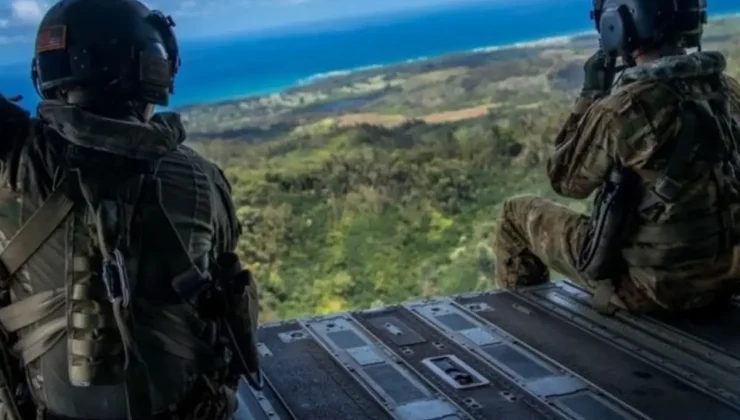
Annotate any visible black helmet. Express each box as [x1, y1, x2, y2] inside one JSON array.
[[31, 0, 180, 107], [591, 0, 708, 58]]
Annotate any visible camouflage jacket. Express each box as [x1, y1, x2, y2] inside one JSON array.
[[547, 51, 740, 309], [0, 100, 243, 418]]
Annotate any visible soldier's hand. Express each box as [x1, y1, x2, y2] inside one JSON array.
[[581, 50, 616, 97]]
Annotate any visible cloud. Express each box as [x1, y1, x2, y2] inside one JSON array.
[[172, 0, 201, 17], [0, 0, 47, 48], [10, 0, 45, 24], [0, 34, 27, 44]]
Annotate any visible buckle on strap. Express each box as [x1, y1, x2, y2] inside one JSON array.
[[102, 249, 131, 308], [653, 176, 683, 203]]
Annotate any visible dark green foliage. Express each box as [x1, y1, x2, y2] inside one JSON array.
[[188, 16, 740, 321]]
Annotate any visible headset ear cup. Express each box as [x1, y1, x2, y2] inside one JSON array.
[[597, 0, 705, 57], [599, 9, 626, 54], [616, 5, 640, 52], [146, 10, 179, 94]]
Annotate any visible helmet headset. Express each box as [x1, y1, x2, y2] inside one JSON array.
[[591, 0, 708, 66], [31, 0, 180, 108]]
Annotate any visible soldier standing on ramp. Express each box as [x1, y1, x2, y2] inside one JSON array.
[[0, 0, 260, 419], [493, 0, 740, 314]]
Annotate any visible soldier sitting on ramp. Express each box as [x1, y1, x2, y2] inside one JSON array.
[[0, 0, 260, 419], [494, 0, 740, 314]]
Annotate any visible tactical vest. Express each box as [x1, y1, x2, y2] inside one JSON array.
[[620, 79, 740, 303], [0, 142, 226, 419]]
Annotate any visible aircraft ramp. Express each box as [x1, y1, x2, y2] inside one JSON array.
[[234, 281, 740, 420]]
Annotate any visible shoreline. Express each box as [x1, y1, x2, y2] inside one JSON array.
[[295, 30, 588, 85], [178, 12, 739, 111], [297, 11, 740, 85], [176, 29, 596, 110]]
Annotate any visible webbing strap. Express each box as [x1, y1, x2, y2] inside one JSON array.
[[135, 300, 215, 363], [0, 184, 74, 420], [0, 187, 74, 282], [0, 288, 66, 369], [622, 236, 720, 267], [631, 215, 723, 244]]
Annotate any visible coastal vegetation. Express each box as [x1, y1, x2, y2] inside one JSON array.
[[183, 17, 740, 321]]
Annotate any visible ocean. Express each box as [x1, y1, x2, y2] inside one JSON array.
[[1, 0, 739, 111]]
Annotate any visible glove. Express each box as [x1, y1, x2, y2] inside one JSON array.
[[581, 50, 616, 97], [0, 95, 28, 117]]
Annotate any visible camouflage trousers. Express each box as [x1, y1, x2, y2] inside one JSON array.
[[493, 195, 656, 313]]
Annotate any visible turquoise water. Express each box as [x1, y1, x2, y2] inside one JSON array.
[[1, 0, 738, 111]]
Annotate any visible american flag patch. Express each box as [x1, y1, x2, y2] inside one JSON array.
[[36, 25, 67, 53]]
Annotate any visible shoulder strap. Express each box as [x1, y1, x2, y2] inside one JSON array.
[[0, 182, 74, 420], [0, 186, 74, 283]]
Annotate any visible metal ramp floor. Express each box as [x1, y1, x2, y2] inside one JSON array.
[[235, 281, 740, 420]]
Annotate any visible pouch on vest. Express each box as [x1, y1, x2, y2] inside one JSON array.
[[64, 151, 158, 419], [623, 98, 734, 272]]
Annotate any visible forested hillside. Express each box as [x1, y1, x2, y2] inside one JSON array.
[[189, 17, 740, 321]]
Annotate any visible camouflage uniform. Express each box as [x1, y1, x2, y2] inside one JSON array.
[[494, 51, 740, 312], [0, 100, 258, 419]]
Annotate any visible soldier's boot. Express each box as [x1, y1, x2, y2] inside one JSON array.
[[594, 275, 657, 315], [495, 250, 549, 290]]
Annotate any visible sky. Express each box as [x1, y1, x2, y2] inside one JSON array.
[[0, 0, 494, 60]]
